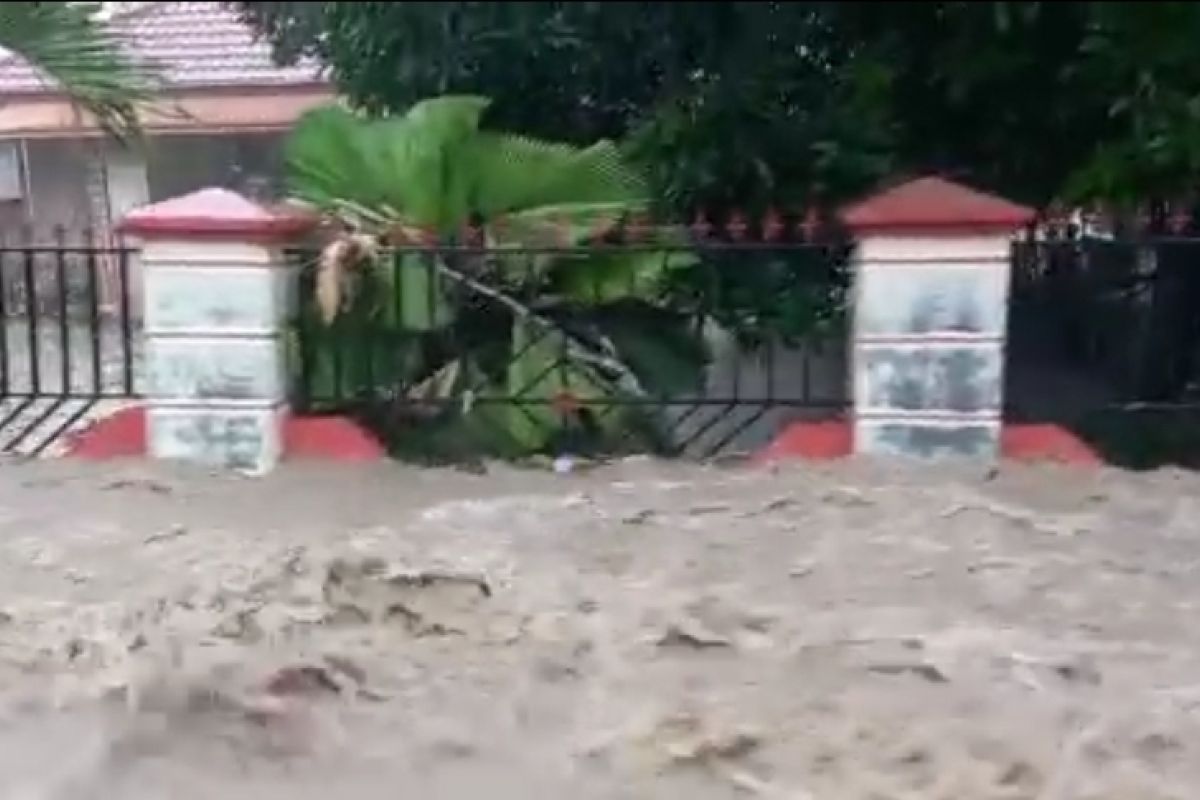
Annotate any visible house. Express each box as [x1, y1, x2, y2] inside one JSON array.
[[0, 1, 333, 243]]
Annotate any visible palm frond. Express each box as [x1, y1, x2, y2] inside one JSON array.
[[287, 96, 651, 239], [494, 202, 640, 248], [469, 134, 649, 217], [0, 2, 161, 140]]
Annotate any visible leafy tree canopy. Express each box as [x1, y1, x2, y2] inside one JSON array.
[[236, 1, 1200, 209]]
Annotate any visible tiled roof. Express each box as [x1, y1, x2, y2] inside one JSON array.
[[0, 1, 325, 94]]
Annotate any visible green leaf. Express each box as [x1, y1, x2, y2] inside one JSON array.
[[286, 96, 650, 239], [488, 200, 647, 282], [494, 201, 640, 247], [469, 134, 649, 217], [504, 319, 611, 451], [402, 95, 492, 145], [557, 249, 699, 303]]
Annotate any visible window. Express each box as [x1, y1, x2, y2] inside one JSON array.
[[0, 142, 23, 201]]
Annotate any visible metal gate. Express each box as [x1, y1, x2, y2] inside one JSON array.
[[1007, 225, 1200, 467], [0, 239, 140, 456], [291, 231, 853, 462]]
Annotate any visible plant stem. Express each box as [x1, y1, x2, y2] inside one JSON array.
[[434, 261, 649, 398]]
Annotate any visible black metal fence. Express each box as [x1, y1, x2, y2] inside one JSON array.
[[1007, 229, 1200, 467], [291, 233, 852, 461], [4, 220, 1197, 466], [0, 241, 139, 455]]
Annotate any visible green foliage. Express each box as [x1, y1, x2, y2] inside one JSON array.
[[286, 97, 648, 235], [286, 95, 710, 458], [240, 2, 885, 213], [247, 1, 1200, 434], [0, 2, 160, 140], [243, 1, 1200, 207]]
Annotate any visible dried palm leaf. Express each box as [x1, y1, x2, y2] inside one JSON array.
[[315, 233, 379, 324]]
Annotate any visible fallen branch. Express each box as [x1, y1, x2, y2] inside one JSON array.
[[435, 261, 650, 399]]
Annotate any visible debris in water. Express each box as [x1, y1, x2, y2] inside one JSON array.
[[658, 623, 733, 650], [622, 509, 655, 525], [687, 503, 733, 516], [322, 654, 368, 686], [789, 561, 816, 579], [212, 608, 264, 642], [940, 498, 1090, 537], [867, 661, 949, 683], [822, 487, 872, 507], [741, 495, 796, 517], [321, 557, 492, 635], [265, 665, 342, 698], [143, 524, 188, 545], [655, 714, 763, 764], [103, 478, 172, 495]]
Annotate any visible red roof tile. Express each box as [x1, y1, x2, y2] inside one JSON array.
[[0, 2, 324, 94]]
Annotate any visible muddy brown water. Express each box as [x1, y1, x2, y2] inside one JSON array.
[[0, 456, 1198, 799]]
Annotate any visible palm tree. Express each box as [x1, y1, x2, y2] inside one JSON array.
[[0, 2, 158, 139], [286, 96, 709, 457]]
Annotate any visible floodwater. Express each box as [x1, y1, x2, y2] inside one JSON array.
[[0, 456, 1199, 799]]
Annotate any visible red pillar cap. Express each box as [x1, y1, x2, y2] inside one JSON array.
[[839, 176, 1035, 234], [118, 187, 317, 241]]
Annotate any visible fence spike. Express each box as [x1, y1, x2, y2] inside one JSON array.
[[553, 211, 571, 248], [727, 211, 748, 242], [625, 211, 650, 244], [690, 212, 713, 241], [1168, 204, 1191, 235], [800, 207, 819, 240], [763, 209, 784, 241], [1136, 206, 1153, 235]]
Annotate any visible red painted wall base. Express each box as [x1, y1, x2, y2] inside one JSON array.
[[754, 419, 1103, 466], [63, 406, 1101, 467], [63, 406, 387, 462]]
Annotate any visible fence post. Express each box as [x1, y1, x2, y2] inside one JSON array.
[[840, 177, 1034, 459], [120, 188, 313, 473]]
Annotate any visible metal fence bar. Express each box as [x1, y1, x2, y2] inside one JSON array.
[[0, 253, 8, 397], [86, 247, 103, 396], [55, 245, 71, 396], [0, 245, 140, 393], [5, 397, 66, 453], [118, 249, 134, 396], [22, 250, 40, 396], [0, 241, 143, 453]]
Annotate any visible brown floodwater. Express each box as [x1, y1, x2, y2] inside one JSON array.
[[0, 456, 1198, 799]]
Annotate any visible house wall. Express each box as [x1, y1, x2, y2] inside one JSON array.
[[0, 132, 288, 242], [0, 139, 97, 241], [146, 133, 285, 203]]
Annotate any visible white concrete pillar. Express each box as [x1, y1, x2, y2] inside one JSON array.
[[841, 177, 1034, 459], [120, 188, 313, 472]]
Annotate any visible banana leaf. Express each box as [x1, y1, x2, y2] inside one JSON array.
[[504, 318, 622, 452]]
